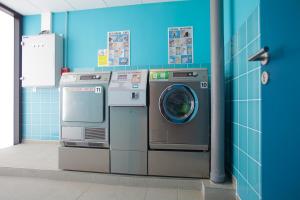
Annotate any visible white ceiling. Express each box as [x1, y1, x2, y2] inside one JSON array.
[[0, 0, 182, 15]]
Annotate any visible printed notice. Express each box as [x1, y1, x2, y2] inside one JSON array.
[[98, 49, 108, 67], [168, 26, 193, 64], [108, 30, 130, 66]]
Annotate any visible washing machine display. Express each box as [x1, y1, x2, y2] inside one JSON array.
[[159, 84, 198, 124]]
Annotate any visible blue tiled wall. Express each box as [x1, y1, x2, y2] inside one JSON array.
[[225, 6, 262, 200], [22, 88, 59, 140], [21, 0, 211, 141]]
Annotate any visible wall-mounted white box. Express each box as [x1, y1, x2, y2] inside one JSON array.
[[21, 34, 63, 87]]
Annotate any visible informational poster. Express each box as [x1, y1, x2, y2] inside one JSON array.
[[108, 30, 130, 66], [168, 26, 193, 64], [97, 49, 108, 67]]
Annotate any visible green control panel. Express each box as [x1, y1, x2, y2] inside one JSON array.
[[150, 71, 169, 80]]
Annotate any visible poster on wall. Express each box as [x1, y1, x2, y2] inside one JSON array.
[[97, 49, 108, 67], [168, 26, 193, 64], [108, 30, 130, 66]]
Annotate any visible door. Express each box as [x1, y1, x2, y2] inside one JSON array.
[[0, 5, 21, 148], [159, 84, 198, 124], [62, 86, 104, 123], [260, 1, 300, 199]]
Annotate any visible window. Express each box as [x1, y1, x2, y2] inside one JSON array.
[[0, 4, 21, 148]]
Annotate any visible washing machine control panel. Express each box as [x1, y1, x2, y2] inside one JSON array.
[[150, 69, 207, 82], [173, 71, 198, 77], [108, 70, 148, 106]]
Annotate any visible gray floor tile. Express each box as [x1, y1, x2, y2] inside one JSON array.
[[116, 186, 147, 200], [178, 189, 202, 200], [145, 188, 178, 200], [0, 176, 90, 200], [78, 184, 118, 200]]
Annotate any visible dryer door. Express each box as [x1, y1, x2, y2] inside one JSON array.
[[62, 85, 104, 123], [159, 84, 198, 124]]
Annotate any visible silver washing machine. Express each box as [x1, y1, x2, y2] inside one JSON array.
[[58, 71, 111, 173], [148, 68, 210, 178]]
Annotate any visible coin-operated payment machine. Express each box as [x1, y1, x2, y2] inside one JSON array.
[[108, 70, 148, 175]]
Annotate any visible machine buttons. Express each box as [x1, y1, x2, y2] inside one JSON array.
[[95, 75, 101, 79], [131, 92, 139, 99], [150, 72, 169, 80], [132, 84, 139, 89]]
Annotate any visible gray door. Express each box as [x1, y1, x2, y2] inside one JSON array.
[[62, 86, 104, 123]]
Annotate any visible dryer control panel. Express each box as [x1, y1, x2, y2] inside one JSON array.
[[60, 72, 111, 84], [108, 70, 148, 106]]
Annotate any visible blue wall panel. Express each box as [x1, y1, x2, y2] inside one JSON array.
[[224, 0, 260, 43], [66, 1, 210, 68], [23, 0, 211, 69], [224, 1, 261, 200]]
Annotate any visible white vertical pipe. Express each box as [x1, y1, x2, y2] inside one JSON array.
[[210, 0, 225, 183]]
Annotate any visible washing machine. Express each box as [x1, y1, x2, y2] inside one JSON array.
[[58, 71, 111, 173], [148, 68, 210, 178]]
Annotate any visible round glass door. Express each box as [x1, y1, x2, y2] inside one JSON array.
[[159, 84, 198, 124]]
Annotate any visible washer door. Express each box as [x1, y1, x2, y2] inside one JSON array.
[[159, 84, 198, 124]]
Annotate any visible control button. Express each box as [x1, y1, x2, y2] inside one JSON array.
[[132, 84, 139, 89]]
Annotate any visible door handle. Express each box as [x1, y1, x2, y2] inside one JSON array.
[[19, 76, 25, 81], [248, 46, 270, 66]]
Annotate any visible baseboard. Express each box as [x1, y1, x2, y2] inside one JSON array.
[[22, 139, 60, 144]]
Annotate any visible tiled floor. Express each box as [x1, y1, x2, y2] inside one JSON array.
[[0, 142, 204, 200], [0, 142, 236, 200], [0, 141, 58, 170], [0, 176, 202, 200]]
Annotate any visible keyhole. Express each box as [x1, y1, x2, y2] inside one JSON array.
[[261, 71, 269, 85]]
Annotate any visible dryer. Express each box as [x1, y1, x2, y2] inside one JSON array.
[[148, 68, 210, 178], [58, 71, 111, 173]]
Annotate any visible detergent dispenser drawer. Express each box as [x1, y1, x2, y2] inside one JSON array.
[[62, 86, 104, 123]]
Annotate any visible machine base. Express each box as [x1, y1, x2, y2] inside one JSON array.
[[59, 147, 110, 173], [148, 150, 210, 178], [111, 150, 147, 175]]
